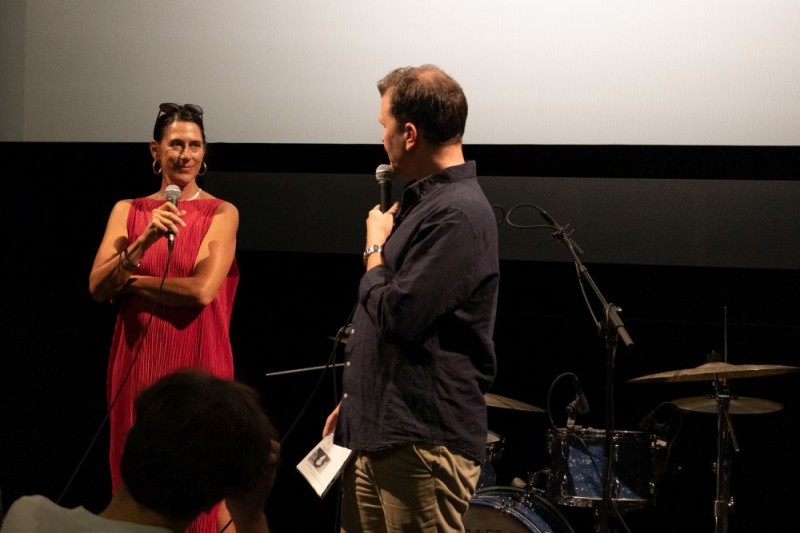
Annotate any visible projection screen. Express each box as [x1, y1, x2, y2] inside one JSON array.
[[1, 0, 798, 145]]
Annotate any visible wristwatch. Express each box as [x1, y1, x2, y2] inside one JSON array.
[[363, 244, 384, 265]]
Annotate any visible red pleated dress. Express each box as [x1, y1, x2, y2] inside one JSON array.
[[106, 197, 239, 533]]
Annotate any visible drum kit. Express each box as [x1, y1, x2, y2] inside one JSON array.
[[466, 361, 799, 533]]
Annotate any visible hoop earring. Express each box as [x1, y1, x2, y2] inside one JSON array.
[[152, 160, 162, 175], [198, 161, 207, 176]]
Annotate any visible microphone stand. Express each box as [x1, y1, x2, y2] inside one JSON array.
[[265, 329, 350, 378], [265, 363, 345, 378], [535, 207, 634, 533]]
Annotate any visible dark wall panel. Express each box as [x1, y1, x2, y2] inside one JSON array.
[[205, 171, 800, 269]]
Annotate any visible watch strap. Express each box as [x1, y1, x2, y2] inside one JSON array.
[[363, 244, 384, 265]]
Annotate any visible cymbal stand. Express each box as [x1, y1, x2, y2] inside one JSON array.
[[712, 378, 739, 533], [712, 305, 739, 533], [524, 206, 634, 533]]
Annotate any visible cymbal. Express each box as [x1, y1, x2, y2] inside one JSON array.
[[672, 395, 783, 415], [485, 393, 544, 413], [628, 362, 800, 383]]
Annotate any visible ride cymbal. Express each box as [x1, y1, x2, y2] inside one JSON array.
[[628, 362, 800, 383], [485, 393, 544, 412], [672, 395, 783, 415]]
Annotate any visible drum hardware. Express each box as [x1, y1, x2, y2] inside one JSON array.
[[478, 430, 506, 490], [485, 393, 545, 412], [630, 363, 795, 533], [524, 468, 552, 494], [710, 379, 737, 533], [638, 401, 679, 440], [480, 393, 543, 491], [672, 394, 783, 415], [627, 309, 799, 533], [628, 361, 799, 383]]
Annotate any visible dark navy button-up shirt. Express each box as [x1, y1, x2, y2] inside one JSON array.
[[336, 161, 499, 464]]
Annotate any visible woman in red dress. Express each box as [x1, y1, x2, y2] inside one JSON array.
[[89, 103, 240, 532]]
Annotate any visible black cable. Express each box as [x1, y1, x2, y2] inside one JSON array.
[[546, 371, 579, 431], [219, 305, 357, 533], [504, 203, 557, 231], [58, 251, 173, 504], [491, 204, 506, 227], [278, 304, 356, 448]]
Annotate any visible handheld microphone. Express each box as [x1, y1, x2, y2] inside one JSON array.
[[164, 185, 181, 252], [375, 164, 394, 212]]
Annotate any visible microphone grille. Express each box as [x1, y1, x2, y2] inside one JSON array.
[[165, 184, 181, 202], [375, 164, 394, 183]]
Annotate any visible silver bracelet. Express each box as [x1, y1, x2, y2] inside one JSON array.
[[119, 249, 140, 272]]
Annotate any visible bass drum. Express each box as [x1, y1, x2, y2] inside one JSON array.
[[464, 486, 575, 533]]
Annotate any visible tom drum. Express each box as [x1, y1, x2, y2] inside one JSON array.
[[546, 428, 656, 509]]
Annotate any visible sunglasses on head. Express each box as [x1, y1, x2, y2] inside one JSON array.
[[157, 103, 204, 120]]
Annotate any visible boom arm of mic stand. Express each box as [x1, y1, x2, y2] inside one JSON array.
[[540, 208, 634, 533], [548, 219, 634, 349]]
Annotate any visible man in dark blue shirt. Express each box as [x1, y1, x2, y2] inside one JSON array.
[[323, 65, 499, 532]]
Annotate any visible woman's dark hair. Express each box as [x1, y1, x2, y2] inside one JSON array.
[[153, 104, 206, 144]]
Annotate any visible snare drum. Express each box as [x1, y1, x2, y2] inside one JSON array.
[[464, 486, 575, 533], [546, 428, 656, 509], [477, 430, 505, 489]]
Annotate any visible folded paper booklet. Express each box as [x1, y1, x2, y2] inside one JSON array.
[[296, 433, 354, 498]]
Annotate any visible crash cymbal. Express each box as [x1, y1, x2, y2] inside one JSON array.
[[672, 395, 783, 415], [628, 362, 800, 383], [485, 393, 544, 413]]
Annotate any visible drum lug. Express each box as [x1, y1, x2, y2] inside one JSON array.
[[612, 478, 621, 499], [714, 496, 735, 514], [526, 468, 549, 492]]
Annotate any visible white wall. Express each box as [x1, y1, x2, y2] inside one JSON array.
[[4, 0, 799, 144]]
